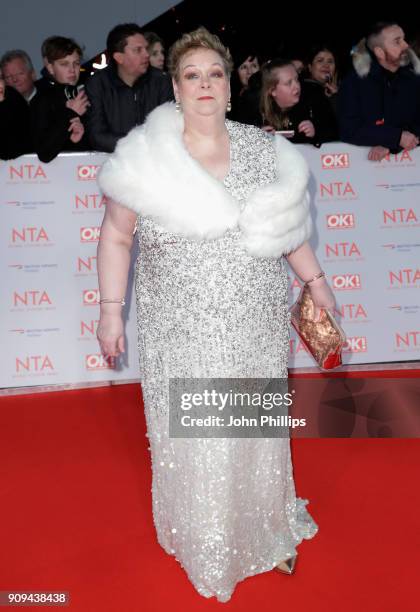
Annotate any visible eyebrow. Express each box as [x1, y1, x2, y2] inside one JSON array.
[[182, 62, 223, 70]]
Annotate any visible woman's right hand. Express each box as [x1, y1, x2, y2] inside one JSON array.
[[308, 277, 336, 321], [298, 120, 315, 138], [97, 313, 125, 358]]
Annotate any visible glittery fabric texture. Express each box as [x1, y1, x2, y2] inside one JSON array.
[[135, 121, 318, 602]]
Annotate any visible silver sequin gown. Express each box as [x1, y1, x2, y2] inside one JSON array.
[[134, 121, 318, 602]]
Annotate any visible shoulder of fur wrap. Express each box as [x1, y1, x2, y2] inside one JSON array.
[[98, 102, 312, 258], [352, 37, 420, 78], [239, 134, 312, 257]]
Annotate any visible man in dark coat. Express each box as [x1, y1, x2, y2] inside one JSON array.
[[85, 23, 174, 153], [0, 76, 31, 160], [338, 21, 420, 161]]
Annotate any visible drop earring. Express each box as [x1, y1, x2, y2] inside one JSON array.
[[227, 100, 232, 112], [175, 100, 181, 112]]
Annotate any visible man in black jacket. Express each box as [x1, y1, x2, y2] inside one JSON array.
[[338, 22, 420, 161], [0, 73, 31, 160], [86, 23, 174, 152]]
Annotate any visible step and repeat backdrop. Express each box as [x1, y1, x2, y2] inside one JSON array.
[[1, 144, 419, 388]]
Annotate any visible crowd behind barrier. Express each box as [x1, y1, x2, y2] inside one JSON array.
[[1, 143, 419, 389]]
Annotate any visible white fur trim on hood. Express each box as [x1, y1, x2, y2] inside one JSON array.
[[352, 37, 420, 78], [98, 102, 312, 258]]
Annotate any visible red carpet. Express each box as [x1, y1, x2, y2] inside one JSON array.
[[0, 383, 419, 611]]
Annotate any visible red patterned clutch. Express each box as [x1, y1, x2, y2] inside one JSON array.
[[290, 284, 346, 370]]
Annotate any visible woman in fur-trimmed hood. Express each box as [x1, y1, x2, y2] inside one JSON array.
[[338, 22, 420, 157], [96, 28, 335, 604]]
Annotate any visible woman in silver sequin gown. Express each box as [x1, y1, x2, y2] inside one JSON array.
[[97, 28, 335, 603]]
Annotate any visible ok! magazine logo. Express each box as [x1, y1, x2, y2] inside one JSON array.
[[83, 289, 100, 305], [77, 165, 101, 181], [321, 153, 350, 169], [342, 337, 367, 353], [332, 274, 361, 290], [327, 213, 355, 229], [80, 227, 101, 242], [85, 354, 115, 371]]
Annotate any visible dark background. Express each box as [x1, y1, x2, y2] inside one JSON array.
[[143, 1, 418, 75]]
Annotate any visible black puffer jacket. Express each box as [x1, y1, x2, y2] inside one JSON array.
[[85, 64, 174, 153]]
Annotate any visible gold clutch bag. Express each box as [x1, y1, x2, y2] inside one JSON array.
[[290, 284, 346, 370]]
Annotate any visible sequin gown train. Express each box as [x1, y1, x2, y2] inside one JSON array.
[[135, 121, 318, 602]]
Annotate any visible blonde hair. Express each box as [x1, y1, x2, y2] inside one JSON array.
[[260, 59, 296, 130], [167, 27, 233, 81]]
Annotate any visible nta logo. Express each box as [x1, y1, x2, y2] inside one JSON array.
[[13, 291, 52, 307], [337, 304, 367, 320], [383, 208, 418, 224], [395, 331, 420, 348], [15, 355, 54, 373], [9, 164, 47, 180], [77, 256, 97, 273], [75, 194, 107, 209], [389, 269, 420, 285], [80, 320, 99, 336], [320, 183, 356, 198], [11, 227, 50, 243], [325, 242, 361, 258]]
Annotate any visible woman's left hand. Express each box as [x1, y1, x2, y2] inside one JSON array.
[[324, 81, 338, 97], [308, 278, 336, 321], [298, 120, 315, 139]]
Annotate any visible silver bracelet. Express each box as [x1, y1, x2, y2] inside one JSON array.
[[99, 298, 126, 305], [304, 271, 326, 285]]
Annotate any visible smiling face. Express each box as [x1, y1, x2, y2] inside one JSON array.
[[2, 57, 36, 98], [172, 48, 230, 118], [308, 50, 336, 83], [270, 64, 301, 110], [46, 51, 81, 85]]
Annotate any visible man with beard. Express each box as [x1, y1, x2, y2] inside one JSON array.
[[338, 22, 420, 161]]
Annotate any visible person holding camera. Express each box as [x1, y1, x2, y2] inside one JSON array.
[[30, 36, 90, 163], [304, 44, 339, 98]]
